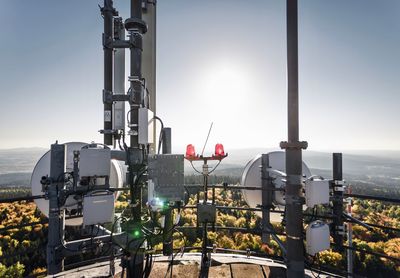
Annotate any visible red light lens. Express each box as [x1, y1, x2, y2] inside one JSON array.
[[215, 143, 225, 156], [186, 144, 196, 157]]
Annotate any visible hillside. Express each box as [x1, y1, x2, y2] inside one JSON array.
[[1, 147, 399, 199]]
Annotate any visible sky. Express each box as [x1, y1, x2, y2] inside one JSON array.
[[0, 0, 400, 153]]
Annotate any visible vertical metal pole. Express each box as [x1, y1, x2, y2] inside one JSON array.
[[281, 1, 306, 276], [103, 0, 114, 145], [47, 143, 65, 275], [261, 154, 273, 243], [200, 159, 210, 278], [142, 0, 157, 153], [162, 128, 173, 256], [113, 17, 126, 134], [332, 153, 344, 251], [347, 186, 353, 278], [161, 128, 171, 154], [128, 0, 144, 149], [126, 1, 146, 277]]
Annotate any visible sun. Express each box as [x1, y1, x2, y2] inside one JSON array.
[[201, 64, 249, 109]]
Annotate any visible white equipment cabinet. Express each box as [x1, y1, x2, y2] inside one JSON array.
[[305, 179, 330, 207], [306, 220, 330, 256]]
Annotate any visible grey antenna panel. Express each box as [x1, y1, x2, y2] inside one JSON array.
[[147, 154, 184, 202]]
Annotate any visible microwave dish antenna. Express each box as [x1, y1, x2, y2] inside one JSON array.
[[30, 142, 125, 226], [241, 151, 311, 216]]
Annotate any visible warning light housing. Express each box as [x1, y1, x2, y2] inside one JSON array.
[[185, 144, 197, 159], [185, 143, 227, 161], [214, 143, 225, 156]]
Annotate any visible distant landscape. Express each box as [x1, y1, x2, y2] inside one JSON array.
[[0, 148, 46, 188], [1, 147, 400, 198], [0, 147, 399, 277]]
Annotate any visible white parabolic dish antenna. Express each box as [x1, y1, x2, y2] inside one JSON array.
[[241, 151, 311, 220], [30, 142, 125, 226]]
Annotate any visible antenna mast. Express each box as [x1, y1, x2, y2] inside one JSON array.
[[280, 0, 307, 277]]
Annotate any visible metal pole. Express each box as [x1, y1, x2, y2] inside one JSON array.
[[142, 0, 157, 153], [162, 128, 173, 256], [103, 0, 114, 145], [280, 1, 306, 276], [200, 159, 210, 278], [129, 0, 143, 149], [126, 0, 146, 276], [261, 154, 273, 243], [161, 128, 171, 154], [47, 143, 65, 275], [113, 17, 126, 135], [332, 153, 344, 251], [347, 186, 353, 278]]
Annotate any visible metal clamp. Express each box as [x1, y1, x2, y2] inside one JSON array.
[[99, 129, 119, 135], [334, 186, 345, 192], [102, 34, 113, 49], [103, 89, 113, 104], [279, 141, 308, 150], [112, 39, 132, 49], [287, 234, 302, 241], [334, 180, 346, 186], [103, 89, 130, 104]]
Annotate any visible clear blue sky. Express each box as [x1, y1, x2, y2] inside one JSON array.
[[0, 0, 399, 152]]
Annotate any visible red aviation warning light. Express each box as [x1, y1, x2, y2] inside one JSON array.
[[212, 143, 227, 160], [214, 143, 225, 156], [185, 143, 227, 161], [185, 144, 197, 159]]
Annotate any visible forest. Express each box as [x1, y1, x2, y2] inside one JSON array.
[[0, 177, 399, 277]]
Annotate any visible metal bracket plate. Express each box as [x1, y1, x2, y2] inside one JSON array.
[[197, 202, 216, 223], [147, 154, 184, 202]]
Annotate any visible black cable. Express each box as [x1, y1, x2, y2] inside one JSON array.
[[344, 193, 400, 204], [343, 219, 400, 233], [208, 160, 221, 174], [118, 134, 123, 150], [189, 161, 202, 174], [163, 246, 184, 278], [130, 237, 147, 276], [101, 214, 126, 256], [333, 243, 400, 263], [121, 129, 128, 151], [304, 253, 322, 278], [0, 194, 46, 203], [154, 115, 164, 154], [170, 252, 174, 278], [161, 221, 192, 278]]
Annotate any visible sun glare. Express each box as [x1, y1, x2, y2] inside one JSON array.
[[201, 64, 249, 109]]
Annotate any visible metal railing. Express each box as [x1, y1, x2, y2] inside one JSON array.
[[0, 184, 399, 277]]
